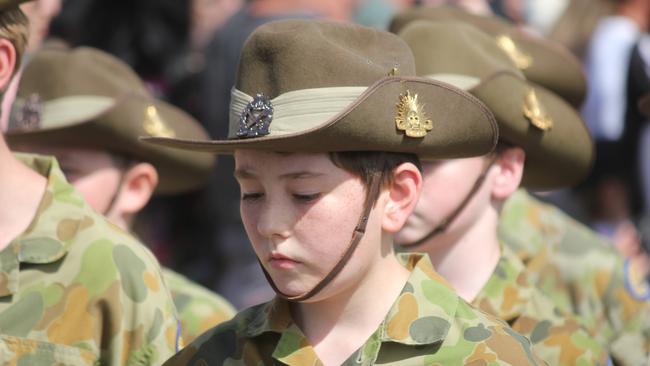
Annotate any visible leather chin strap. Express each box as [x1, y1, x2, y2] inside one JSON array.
[[102, 171, 127, 217], [403, 154, 499, 248], [260, 171, 383, 302]]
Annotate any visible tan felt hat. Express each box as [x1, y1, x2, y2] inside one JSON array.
[[390, 5, 587, 108], [0, 0, 30, 11], [6, 46, 214, 194], [398, 21, 593, 189], [142, 19, 498, 161]]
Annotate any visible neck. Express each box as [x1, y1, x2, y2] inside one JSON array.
[[416, 208, 501, 302], [291, 236, 410, 366], [0, 139, 47, 249], [618, 2, 649, 31]]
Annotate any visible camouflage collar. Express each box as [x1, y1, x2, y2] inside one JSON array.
[[0, 154, 88, 297], [242, 253, 459, 364], [473, 245, 534, 322]]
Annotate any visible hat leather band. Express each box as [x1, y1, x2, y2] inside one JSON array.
[[404, 154, 497, 247], [228, 86, 367, 138], [260, 171, 382, 302]]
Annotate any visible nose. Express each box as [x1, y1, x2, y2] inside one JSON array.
[[256, 198, 293, 243]]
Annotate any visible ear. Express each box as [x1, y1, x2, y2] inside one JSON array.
[[116, 162, 159, 215], [491, 147, 525, 201], [0, 38, 16, 93], [382, 162, 422, 233]]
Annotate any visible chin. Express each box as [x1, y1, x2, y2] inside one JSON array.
[[269, 274, 313, 297]]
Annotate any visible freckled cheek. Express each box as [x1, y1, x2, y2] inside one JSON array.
[[293, 201, 359, 258], [239, 207, 266, 252]]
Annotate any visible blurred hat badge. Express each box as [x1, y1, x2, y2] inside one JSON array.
[[8, 93, 42, 132]]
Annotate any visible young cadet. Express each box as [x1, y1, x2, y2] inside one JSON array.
[[5, 46, 237, 344], [391, 21, 607, 365], [391, 6, 650, 365], [0, 2, 180, 365], [149, 19, 546, 365]]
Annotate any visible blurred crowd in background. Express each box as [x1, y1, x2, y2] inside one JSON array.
[[20, 0, 650, 309]]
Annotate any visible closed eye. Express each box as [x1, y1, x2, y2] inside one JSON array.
[[293, 193, 321, 203], [242, 192, 264, 202]]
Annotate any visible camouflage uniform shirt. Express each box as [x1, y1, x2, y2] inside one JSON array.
[[0, 154, 180, 365], [164, 253, 545, 365], [499, 189, 650, 365], [473, 245, 608, 365], [162, 268, 236, 344]]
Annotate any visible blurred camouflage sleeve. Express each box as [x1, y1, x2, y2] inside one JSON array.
[[162, 268, 236, 344]]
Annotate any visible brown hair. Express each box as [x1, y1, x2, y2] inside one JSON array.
[[0, 6, 28, 76], [329, 151, 421, 201]]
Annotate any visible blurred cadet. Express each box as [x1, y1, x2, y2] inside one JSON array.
[[0, 1, 181, 365], [392, 5, 650, 366], [201, 0, 361, 309], [392, 20, 607, 365], [153, 19, 545, 365], [6, 46, 236, 344]]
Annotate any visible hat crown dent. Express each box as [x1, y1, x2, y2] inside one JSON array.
[[236, 19, 417, 99]]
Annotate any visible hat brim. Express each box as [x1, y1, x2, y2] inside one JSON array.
[[143, 77, 498, 160], [469, 72, 593, 189]]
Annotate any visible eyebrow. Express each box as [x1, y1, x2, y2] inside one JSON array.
[[234, 169, 324, 180]]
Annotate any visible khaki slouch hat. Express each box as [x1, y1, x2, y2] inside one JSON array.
[[6, 47, 214, 194], [0, 0, 30, 11], [143, 19, 498, 159], [390, 5, 587, 109], [397, 21, 592, 189]]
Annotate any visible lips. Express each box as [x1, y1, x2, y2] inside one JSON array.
[[268, 252, 300, 269]]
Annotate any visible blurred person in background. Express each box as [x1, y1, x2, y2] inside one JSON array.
[[582, 0, 650, 237], [201, 0, 360, 308], [6, 46, 236, 344], [548, 0, 616, 58]]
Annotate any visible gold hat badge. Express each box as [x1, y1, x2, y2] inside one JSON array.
[[496, 35, 532, 70], [143, 105, 176, 138], [523, 89, 553, 131], [395, 91, 433, 138]]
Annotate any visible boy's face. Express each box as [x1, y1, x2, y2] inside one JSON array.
[[234, 150, 385, 299], [12, 144, 124, 214], [395, 156, 494, 247]]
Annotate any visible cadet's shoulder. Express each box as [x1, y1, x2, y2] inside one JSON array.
[[445, 300, 545, 365], [520, 289, 608, 365], [164, 303, 268, 366]]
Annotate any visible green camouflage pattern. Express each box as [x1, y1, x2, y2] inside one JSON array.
[[0, 153, 180, 366], [163, 253, 545, 365], [499, 189, 650, 365], [162, 268, 236, 344], [474, 245, 608, 365]]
